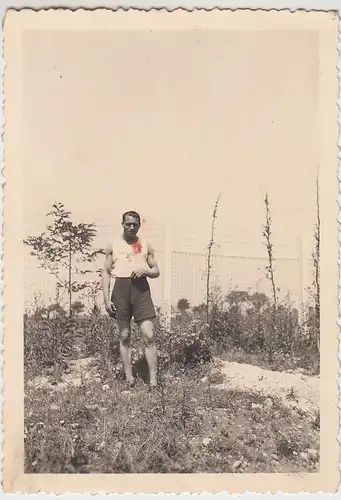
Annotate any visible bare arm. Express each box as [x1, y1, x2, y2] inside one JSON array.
[[102, 242, 113, 306], [145, 242, 160, 279]]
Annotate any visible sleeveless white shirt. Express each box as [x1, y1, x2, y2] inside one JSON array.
[[112, 235, 150, 278]]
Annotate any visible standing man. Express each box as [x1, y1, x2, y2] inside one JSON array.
[[102, 211, 160, 388]]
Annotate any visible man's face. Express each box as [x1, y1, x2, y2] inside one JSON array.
[[122, 215, 140, 238]]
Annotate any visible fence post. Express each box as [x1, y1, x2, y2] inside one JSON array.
[[163, 224, 172, 330]]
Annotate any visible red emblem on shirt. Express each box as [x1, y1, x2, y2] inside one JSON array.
[[132, 240, 142, 254]]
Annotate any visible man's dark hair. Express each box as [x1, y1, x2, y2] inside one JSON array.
[[122, 211, 141, 225]]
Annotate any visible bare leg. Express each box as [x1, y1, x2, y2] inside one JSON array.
[[139, 319, 157, 386], [117, 321, 134, 384]]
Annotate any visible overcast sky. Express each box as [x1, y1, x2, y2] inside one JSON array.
[[22, 29, 318, 308]]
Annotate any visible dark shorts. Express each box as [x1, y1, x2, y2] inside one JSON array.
[[111, 277, 156, 324]]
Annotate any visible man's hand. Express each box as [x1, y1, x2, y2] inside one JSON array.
[[102, 243, 115, 316], [131, 268, 147, 279], [105, 301, 117, 318]]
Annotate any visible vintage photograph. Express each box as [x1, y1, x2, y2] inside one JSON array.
[[3, 8, 339, 494]]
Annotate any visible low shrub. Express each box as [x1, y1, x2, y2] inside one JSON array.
[[155, 316, 212, 371], [207, 290, 319, 373]]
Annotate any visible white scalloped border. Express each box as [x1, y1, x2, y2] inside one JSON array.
[[0, 6, 339, 498]]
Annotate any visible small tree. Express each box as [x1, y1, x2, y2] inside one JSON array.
[[24, 202, 104, 316], [263, 193, 277, 309], [226, 290, 250, 306], [312, 175, 320, 352], [46, 302, 67, 319], [262, 193, 278, 360], [71, 301, 85, 316], [192, 303, 207, 318], [250, 292, 269, 311], [177, 298, 190, 314], [206, 192, 221, 324]]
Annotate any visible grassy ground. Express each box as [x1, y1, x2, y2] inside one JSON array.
[[25, 356, 319, 474], [24, 303, 320, 474]]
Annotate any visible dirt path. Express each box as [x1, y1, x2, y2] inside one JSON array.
[[28, 356, 319, 419], [214, 360, 319, 416], [27, 357, 100, 391]]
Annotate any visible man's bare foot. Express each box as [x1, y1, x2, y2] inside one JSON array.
[[149, 379, 157, 391], [127, 378, 136, 388]]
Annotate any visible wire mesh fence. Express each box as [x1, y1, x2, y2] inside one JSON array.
[[24, 246, 315, 313], [170, 250, 315, 308]]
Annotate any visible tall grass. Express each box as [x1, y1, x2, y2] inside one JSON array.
[[25, 286, 319, 382]]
